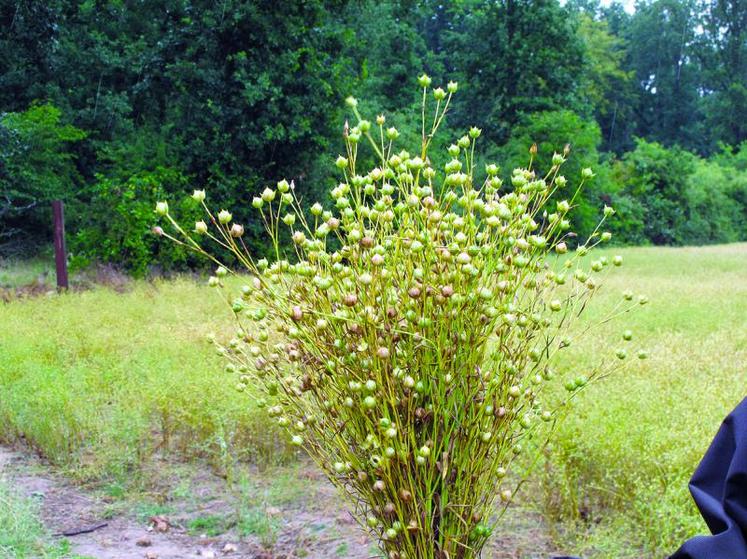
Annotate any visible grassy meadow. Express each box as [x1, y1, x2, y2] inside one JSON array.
[[0, 276, 287, 483], [546, 243, 747, 556], [1, 244, 746, 557]]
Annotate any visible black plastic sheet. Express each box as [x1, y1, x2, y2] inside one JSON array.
[[670, 397, 747, 558]]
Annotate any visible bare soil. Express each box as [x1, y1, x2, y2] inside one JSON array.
[[0, 446, 564, 559]]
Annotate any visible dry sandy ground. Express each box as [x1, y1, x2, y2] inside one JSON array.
[[0, 445, 564, 559]]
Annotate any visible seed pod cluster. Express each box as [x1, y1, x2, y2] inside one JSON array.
[[156, 75, 646, 559]]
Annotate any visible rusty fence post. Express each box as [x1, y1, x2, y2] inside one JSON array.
[[52, 200, 68, 289]]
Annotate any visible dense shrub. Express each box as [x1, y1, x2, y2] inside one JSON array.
[[494, 110, 607, 238], [604, 140, 747, 246], [71, 167, 203, 276], [680, 159, 744, 244]]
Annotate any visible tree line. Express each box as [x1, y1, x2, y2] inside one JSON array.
[[1, 0, 745, 274]]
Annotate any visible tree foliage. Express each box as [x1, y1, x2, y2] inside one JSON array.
[[0, 0, 745, 269]]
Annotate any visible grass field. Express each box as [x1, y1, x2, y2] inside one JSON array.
[[0, 276, 288, 484], [545, 243, 747, 557], [1, 244, 746, 557]]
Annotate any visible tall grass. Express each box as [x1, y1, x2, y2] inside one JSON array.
[[544, 243, 747, 557], [0, 278, 287, 483], [1, 245, 745, 556]]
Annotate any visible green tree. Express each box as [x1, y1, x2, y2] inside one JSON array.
[[439, 0, 586, 144], [495, 110, 607, 236], [0, 104, 86, 251], [625, 0, 706, 152], [698, 0, 747, 148], [576, 12, 636, 153]]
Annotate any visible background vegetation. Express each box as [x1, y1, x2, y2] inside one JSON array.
[[1, 0, 746, 274], [1, 245, 745, 558]]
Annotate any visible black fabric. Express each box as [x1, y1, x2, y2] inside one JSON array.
[[670, 397, 747, 558]]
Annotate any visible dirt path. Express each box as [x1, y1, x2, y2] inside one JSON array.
[[0, 446, 563, 559]]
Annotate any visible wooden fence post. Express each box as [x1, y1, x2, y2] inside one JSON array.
[[52, 200, 68, 289]]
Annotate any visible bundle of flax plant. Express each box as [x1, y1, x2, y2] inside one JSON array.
[[155, 75, 645, 559]]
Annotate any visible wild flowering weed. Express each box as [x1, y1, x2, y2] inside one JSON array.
[[156, 75, 646, 559]]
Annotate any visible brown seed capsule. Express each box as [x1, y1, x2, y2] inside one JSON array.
[[152, 226, 164, 236], [360, 236, 374, 249], [291, 306, 303, 322], [230, 223, 245, 237], [399, 489, 412, 502], [358, 471, 368, 482], [301, 374, 312, 391], [384, 502, 396, 516], [496, 406, 506, 418], [374, 480, 386, 492], [407, 519, 419, 532], [344, 293, 358, 307], [441, 285, 454, 298], [408, 286, 421, 299]]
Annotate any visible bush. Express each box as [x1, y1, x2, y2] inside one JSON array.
[[158, 77, 644, 559], [680, 159, 744, 244], [605, 140, 747, 246], [608, 140, 693, 245], [494, 110, 608, 238], [72, 167, 203, 276]]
